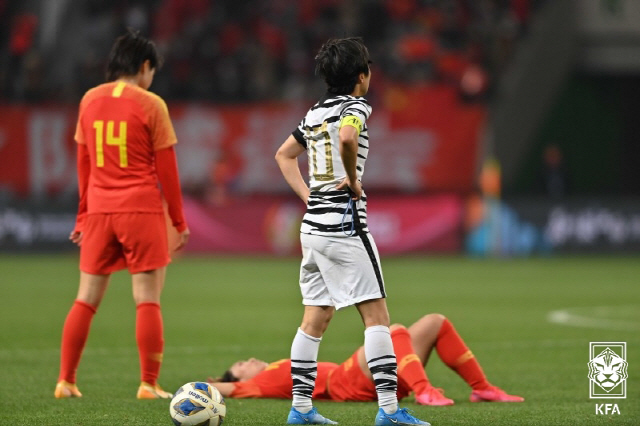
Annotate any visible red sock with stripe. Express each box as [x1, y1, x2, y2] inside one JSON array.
[[136, 302, 164, 386], [435, 318, 491, 390], [58, 300, 97, 383], [391, 326, 431, 394]]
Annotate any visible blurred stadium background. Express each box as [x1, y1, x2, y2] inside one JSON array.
[[1, 1, 639, 425], [1, 0, 639, 256]]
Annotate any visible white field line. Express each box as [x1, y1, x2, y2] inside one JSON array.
[[547, 305, 640, 331]]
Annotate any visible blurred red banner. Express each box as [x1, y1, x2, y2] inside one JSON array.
[[0, 87, 485, 198], [182, 194, 463, 255]]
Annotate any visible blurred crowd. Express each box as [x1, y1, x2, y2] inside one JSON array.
[[0, 0, 543, 104]]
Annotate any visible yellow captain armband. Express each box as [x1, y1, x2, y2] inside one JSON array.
[[340, 115, 363, 135]]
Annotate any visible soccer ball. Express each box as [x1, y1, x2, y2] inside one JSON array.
[[169, 382, 226, 426]]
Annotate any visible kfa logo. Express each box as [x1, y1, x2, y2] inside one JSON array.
[[588, 342, 627, 399], [595, 403, 620, 415]]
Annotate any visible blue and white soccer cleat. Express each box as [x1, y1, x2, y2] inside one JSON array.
[[287, 407, 338, 424], [374, 407, 430, 426]]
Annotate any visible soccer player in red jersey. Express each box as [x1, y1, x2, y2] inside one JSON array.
[[54, 30, 189, 400], [209, 314, 524, 405]]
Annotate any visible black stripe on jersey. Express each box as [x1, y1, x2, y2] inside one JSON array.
[[342, 104, 370, 114], [352, 215, 386, 298], [304, 207, 346, 215], [342, 98, 371, 109], [357, 154, 367, 160], [307, 193, 367, 207], [292, 128, 306, 148], [302, 219, 357, 234], [301, 115, 340, 131], [311, 98, 344, 110], [314, 91, 338, 106], [310, 190, 350, 196], [343, 107, 369, 117], [358, 143, 369, 149], [308, 191, 352, 204]]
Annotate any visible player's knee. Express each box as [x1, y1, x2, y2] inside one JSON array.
[[389, 323, 406, 332], [423, 313, 446, 327], [301, 321, 330, 337]]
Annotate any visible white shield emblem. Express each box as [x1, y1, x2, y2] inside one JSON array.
[[588, 342, 627, 399]]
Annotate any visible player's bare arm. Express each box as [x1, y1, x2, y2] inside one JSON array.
[[336, 124, 362, 200], [205, 381, 236, 398], [275, 135, 310, 204]]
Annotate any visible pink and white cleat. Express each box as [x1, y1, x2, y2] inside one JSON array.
[[470, 386, 524, 403], [415, 387, 455, 406]]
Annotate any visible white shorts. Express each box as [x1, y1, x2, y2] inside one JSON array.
[[299, 232, 386, 310]]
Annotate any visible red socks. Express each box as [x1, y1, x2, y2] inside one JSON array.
[[58, 300, 165, 386], [58, 300, 97, 383], [435, 318, 490, 390], [391, 327, 430, 394], [136, 302, 164, 386]]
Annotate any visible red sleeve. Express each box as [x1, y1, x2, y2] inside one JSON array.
[[74, 98, 85, 145], [149, 95, 177, 151], [155, 146, 187, 232], [229, 380, 263, 398], [74, 143, 90, 232], [231, 359, 293, 399]]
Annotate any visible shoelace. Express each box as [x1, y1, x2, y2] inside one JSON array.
[[397, 408, 422, 422]]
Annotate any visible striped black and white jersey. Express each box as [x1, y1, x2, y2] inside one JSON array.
[[292, 93, 372, 237]]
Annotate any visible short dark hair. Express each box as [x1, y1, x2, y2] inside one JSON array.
[[106, 29, 163, 81], [218, 370, 239, 383], [315, 37, 371, 95]]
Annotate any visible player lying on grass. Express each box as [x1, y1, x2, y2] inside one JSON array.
[[209, 314, 523, 405]]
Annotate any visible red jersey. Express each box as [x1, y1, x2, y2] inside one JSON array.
[[75, 81, 178, 214], [230, 359, 337, 400], [229, 353, 412, 402]]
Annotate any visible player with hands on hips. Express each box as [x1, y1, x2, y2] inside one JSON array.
[[275, 37, 430, 425]]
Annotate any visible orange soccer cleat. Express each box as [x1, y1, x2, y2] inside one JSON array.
[[54, 380, 83, 398], [415, 387, 455, 406], [137, 382, 173, 399], [470, 386, 524, 403]]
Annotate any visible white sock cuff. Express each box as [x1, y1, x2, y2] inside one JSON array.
[[297, 327, 322, 343], [364, 325, 391, 336]]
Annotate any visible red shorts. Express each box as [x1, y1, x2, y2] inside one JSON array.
[[80, 213, 170, 275], [326, 351, 411, 402]]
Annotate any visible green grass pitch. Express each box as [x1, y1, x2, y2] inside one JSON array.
[[0, 254, 638, 425]]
